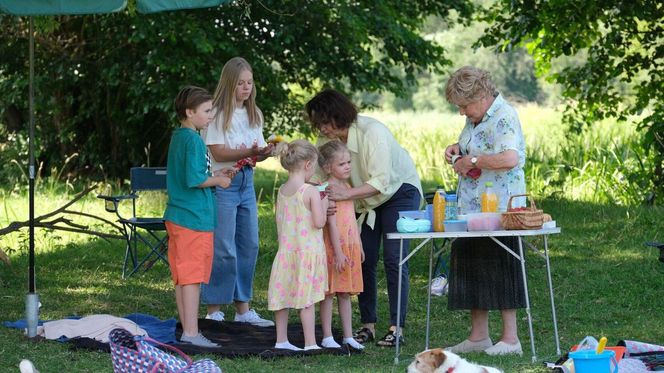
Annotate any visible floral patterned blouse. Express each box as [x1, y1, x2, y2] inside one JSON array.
[[456, 93, 526, 213]]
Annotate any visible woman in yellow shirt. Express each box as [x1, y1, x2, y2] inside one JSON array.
[[305, 89, 422, 347]]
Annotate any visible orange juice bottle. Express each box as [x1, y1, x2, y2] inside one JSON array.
[[481, 182, 498, 212], [432, 189, 446, 232]]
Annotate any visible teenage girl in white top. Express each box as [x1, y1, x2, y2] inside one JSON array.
[[200, 57, 274, 327]]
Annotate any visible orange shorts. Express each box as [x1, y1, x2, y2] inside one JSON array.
[[165, 221, 213, 286]]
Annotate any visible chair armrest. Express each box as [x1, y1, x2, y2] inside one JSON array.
[[97, 194, 137, 202], [97, 194, 137, 214]]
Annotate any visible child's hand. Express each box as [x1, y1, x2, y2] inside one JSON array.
[[360, 248, 365, 263], [250, 139, 273, 157], [257, 143, 274, 156], [334, 252, 349, 272], [215, 167, 237, 179], [217, 175, 231, 188]]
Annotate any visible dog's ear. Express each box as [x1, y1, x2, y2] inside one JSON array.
[[430, 348, 446, 368]]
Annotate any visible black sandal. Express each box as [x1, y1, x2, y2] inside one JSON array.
[[352, 327, 375, 344], [376, 330, 405, 347]]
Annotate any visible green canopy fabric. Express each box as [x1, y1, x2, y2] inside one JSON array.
[[0, 0, 227, 15], [0, 0, 126, 15], [137, 0, 227, 14]]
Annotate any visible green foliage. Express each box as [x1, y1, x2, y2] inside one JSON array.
[[477, 0, 664, 201], [371, 8, 560, 113], [0, 0, 473, 179]]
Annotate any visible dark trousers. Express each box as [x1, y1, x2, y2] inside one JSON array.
[[358, 183, 421, 328]]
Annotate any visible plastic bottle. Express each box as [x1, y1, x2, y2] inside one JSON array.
[[445, 193, 458, 220], [481, 182, 498, 212], [432, 189, 446, 232]]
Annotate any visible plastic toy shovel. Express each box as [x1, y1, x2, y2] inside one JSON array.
[[596, 336, 607, 354]]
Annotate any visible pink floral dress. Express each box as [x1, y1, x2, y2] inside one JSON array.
[[268, 184, 327, 310], [323, 197, 363, 295]]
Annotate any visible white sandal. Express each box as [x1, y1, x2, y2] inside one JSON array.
[[445, 338, 493, 353], [485, 341, 523, 356]]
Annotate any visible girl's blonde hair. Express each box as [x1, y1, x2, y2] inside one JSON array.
[[445, 66, 496, 106], [278, 139, 319, 171], [212, 57, 262, 131], [317, 140, 349, 169]]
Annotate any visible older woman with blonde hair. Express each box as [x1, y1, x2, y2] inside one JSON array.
[[443, 66, 527, 356]]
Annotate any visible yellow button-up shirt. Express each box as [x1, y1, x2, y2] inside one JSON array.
[[317, 115, 423, 229]]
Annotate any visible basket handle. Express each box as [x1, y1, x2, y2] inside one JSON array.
[[142, 335, 194, 366], [506, 193, 537, 211]]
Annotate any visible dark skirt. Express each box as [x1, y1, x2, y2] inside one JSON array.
[[447, 236, 526, 310]]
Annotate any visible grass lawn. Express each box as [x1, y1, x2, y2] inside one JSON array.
[[1, 164, 663, 372]]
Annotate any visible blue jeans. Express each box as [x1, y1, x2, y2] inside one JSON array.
[[201, 167, 259, 305], [358, 183, 421, 328]]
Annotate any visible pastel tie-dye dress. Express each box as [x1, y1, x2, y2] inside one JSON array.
[[268, 184, 327, 310]]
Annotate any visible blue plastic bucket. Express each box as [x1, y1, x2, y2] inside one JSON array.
[[569, 349, 618, 373]]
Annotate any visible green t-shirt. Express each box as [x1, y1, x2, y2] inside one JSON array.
[[163, 127, 216, 231]]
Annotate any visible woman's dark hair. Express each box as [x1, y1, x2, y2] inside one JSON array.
[[304, 88, 358, 130], [174, 85, 212, 121]]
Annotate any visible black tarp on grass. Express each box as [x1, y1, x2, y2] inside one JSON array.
[[70, 319, 356, 358]]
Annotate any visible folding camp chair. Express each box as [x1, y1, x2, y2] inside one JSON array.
[[98, 167, 169, 278]]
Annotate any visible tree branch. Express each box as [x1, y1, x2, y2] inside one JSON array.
[[0, 185, 125, 257]]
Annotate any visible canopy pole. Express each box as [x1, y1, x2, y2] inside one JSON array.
[[26, 16, 39, 339]]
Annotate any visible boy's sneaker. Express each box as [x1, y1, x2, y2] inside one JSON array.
[[205, 311, 225, 322], [430, 276, 448, 296], [234, 309, 274, 327], [180, 333, 219, 348]]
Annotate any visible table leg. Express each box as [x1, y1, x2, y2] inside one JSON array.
[[395, 238, 404, 365], [425, 238, 434, 350], [519, 237, 537, 362], [544, 235, 561, 355]]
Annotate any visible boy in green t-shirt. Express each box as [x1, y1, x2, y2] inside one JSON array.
[[164, 85, 234, 347]]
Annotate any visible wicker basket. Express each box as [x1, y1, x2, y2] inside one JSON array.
[[501, 194, 551, 230]]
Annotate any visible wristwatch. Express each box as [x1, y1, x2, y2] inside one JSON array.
[[470, 156, 478, 166]]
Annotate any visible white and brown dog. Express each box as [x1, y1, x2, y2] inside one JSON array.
[[407, 348, 503, 373]]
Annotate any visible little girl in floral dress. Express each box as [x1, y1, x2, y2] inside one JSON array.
[[317, 140, 365, 351], [267, 140, 329, 351]]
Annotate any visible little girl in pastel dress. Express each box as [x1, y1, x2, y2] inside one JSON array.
[[267, 140, 329, 351], [317, 140, 365, 351]]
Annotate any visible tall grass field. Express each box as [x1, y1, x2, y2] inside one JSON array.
[[1, 105, 663, 372]]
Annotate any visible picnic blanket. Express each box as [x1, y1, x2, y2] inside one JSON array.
[[4, 313, 177, 343], [5, 314, 351, 358]]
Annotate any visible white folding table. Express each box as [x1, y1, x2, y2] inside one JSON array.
[[387, 228, 562, 364]]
